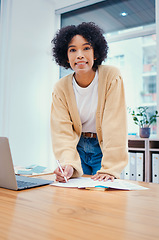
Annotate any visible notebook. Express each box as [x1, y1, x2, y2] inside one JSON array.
[[0, 137, 53, 190]]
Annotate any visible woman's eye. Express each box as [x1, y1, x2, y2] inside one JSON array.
[[69, 48, 76, 52], [84, 47, 91, 50]]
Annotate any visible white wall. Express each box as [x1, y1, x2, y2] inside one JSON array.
[[0, 0, 86, 170], [0, 0, 60, 169]]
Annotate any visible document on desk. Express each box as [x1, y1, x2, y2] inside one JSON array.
[[51, 177, 148, 190]]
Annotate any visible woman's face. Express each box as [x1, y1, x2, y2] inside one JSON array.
[[67, 35, 95, 75]]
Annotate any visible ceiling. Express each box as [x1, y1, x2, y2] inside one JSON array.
[[61, 0, 155, 34]]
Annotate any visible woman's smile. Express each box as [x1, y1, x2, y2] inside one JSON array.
[[75, 61, 88, 66]]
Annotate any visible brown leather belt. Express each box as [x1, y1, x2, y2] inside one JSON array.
[[82, 132, 97, 138]]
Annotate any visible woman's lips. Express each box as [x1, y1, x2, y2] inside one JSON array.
[[75, 61, 88, 65]]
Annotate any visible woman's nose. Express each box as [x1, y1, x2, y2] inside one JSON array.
[[77, 55, 84, 59], [77, 50, 84, 59]]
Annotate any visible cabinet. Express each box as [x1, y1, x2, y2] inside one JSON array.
[[128, 138, 159, 182]]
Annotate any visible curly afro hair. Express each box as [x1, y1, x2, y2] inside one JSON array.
[[51, 22, 108, 70]]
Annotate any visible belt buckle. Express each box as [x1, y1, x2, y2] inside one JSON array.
[[90, 133, 93, 138]]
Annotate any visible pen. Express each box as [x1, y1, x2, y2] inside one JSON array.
[[56, 160, 68, 183]]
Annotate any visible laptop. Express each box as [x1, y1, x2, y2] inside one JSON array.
[[0, 137, 53, 190]]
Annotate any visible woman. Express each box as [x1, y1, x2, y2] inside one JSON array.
[[51, 22, 128, 182]]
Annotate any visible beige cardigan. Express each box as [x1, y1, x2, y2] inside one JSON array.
[[50, 65, 128, 178]]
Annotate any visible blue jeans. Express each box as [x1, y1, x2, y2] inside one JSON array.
[[77, 135, 102, 175]]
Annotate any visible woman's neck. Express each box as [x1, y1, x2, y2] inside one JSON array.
[[74, 70, 96, 88]]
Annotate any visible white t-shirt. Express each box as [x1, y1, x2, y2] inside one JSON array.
[[72, 71, 98, 133]]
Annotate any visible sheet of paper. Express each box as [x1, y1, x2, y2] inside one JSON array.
[[51, 177, 148, 190], [14, 165, 52, 176]]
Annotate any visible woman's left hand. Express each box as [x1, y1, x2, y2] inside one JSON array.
[[91, 173, 114, 181]]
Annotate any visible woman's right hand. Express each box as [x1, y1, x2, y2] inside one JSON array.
[[53, 164, 74, 182]]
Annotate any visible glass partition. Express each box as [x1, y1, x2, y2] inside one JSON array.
[[104, 32, 157, 135]]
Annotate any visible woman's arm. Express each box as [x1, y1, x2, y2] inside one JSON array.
[[97, 70, 128, 179], [50, 90, 83, 178]]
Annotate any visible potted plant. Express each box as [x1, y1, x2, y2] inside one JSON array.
[[128, 106, 159, 138]]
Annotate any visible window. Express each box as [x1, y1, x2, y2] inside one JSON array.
[[104, 31, 157, 135], [60, 0, 157, 136]]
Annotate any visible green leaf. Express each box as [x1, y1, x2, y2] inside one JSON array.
[[133, 117, 138, 121]]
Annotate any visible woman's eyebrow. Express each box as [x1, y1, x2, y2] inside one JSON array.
[[68, 45, 76, 49], [83, 42, 91, 46], [68, 42, 91, 49]]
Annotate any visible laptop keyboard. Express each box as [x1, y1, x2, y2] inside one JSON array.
[[17, 180, 37, 188]]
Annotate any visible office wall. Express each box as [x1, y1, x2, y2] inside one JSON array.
[[0, 0, 60, 169]]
